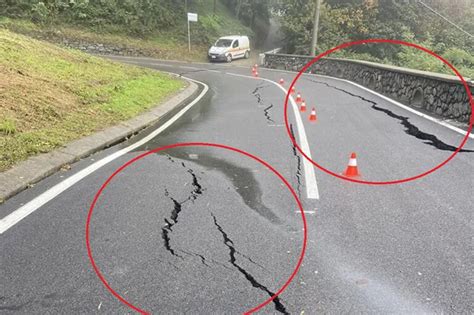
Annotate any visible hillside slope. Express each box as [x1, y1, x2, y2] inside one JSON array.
[[0, 0, 255, 62], [0, 29, 183, 172]]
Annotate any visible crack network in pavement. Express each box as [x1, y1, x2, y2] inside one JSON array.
[[160, 157, 204, 258], [211, 213, 289, 314], [306, 78, 474, 153], [165, 153, 281, 223]]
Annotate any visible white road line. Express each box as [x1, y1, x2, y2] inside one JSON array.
[[295, 210, 316, 215], [0, 77, 209, 235], [226, 72, 320, 200], [309, 74, 474, 140]]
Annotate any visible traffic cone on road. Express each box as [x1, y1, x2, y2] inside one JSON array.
[[309, 107, 317, 121], [300, 100, 307, 112], [291, 86, 296, 94], [252, 66, 256, 74], [279, 78, 285, 85], [254, 71, 259, 78], [296, 92, 302, 103], [254, 63, 258, 68], [342, 153, 360, 177]]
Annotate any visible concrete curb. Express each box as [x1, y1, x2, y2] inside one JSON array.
[[0, 80, 199, 203]]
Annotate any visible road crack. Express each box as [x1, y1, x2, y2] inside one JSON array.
[[160, 157, 205, 258], [306, 78, 474, 153], [252, 84, 277, 124], [289, 124, 302, 198], [263, 104, 276, 123], [211, 213, 289, 314]]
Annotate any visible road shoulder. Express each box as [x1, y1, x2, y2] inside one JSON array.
[[0, 80, 199, 203]]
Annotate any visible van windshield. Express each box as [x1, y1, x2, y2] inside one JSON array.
[[214, 39, 233, 47]]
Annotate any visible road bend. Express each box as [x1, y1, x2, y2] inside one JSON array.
[[1, 56, 473, 314]]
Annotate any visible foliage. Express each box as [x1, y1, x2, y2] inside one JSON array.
[[0, 0, 267, 43], [220, 0, 271, 42], [274, 0, 474, 77]]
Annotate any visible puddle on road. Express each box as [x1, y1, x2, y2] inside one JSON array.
[[157, 148, 282, 224]]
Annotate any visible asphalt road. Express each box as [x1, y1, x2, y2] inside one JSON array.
[[1, 56, 473, 314]]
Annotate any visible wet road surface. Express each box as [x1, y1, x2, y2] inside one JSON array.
[[1, 56, 473, 314]]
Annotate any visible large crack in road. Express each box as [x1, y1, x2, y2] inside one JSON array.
[[160, 156, 204, 258], [305, 78, 474, 153], [160, 154, 273, 274], [211, 213, 289, 314]]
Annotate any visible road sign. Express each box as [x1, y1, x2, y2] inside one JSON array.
[[187, 13, 198, 22], [187, 13, 198, 52]]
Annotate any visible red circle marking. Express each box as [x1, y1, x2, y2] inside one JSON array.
[[86, 142, 308, 314], [284, 38, 473, 185]]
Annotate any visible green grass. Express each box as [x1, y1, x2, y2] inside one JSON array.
[[0, 29, 184, 172], [0, 118, 17, 135]]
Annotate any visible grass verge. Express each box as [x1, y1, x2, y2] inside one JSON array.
[[0, 29, 184, 172]]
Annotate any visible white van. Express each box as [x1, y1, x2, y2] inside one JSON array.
[[208, 35, 250, 62]]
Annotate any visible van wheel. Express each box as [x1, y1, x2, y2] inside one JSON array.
[[226, 54, 232, 63], [244, 50, 250, 59]]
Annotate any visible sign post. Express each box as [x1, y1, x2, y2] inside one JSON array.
[[187, 13, 198, 52]]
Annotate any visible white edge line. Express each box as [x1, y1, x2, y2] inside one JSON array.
[[226, 72, 320, 200], [309, 74, 474, 140], [0, 76, 209, 234]]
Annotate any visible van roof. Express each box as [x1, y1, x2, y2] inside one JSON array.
[[219, 35, 248, 40]]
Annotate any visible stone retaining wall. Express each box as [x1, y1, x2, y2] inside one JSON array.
[[59, 39, 148, 56], [264, 53, 473, 123]]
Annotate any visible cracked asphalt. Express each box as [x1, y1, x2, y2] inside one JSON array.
[[1, 56, 473, 314]]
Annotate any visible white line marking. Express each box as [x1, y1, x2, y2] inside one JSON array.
[[226, 72, 320, 200], [295, 211, 316, 214], [308, 74, 474, 140], [0, 77, 209, 234]]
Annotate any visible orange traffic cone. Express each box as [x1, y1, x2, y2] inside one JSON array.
[[309, 107, 317, 121], [291, 86, 296, 94], [342, 153, 360, 177], [254, 63, 258, 68], [254, 71, 259, 78], [296, 92, 302, 103], [279, 78, 284, 85], [252, 67, 256, 74], [300, 100, 307, 112]]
